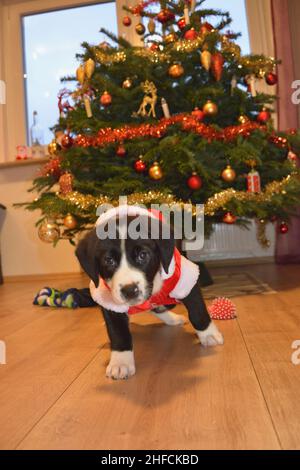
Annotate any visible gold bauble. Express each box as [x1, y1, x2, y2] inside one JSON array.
[[38, 220, 60, 243], [168, 63, 184, 78], [164, 32, 177, 44], [149, 162, 163, 180], [238, 114, 250, 125], [200, 50, 212, 71], [203, 100, 218, 116], [221, 165, 236, 183], [135, 23, 146, 35], [76, 64, 85, 84], [148, 18, 156, 34], [122, 77, 132, 89], [63, 214, 77, 230], [84, 58, 95, 79], [48, 140, 58, 156]]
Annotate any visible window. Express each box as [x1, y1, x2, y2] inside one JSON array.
[[204, 0, 250, 54], [22, 2, 117, 145]]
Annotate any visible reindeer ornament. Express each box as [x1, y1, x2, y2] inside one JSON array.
[[137, 81, 157, 118]]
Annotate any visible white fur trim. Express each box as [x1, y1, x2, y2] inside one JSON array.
[[96, 205, 157, 227], [169, 255, 199, 299]]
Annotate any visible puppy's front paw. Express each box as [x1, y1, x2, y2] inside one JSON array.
[[197, 322, 224, 348], [106, 350, 136, 380], [153, 311, 187, 326]]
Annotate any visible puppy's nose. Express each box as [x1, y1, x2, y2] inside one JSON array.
[[121, 283, 139, 301]]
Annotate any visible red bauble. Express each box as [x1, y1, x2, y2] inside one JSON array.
[[134, 159, 146, 173], [223, 212, 237, 224], [200, 22, 213, 35], [257, 109, 271, 123], [184, 28, 199, 41], [279, 222, 289, 234], [192, 107, 205, 121], [61, 134, 73, 149], [265, 72, 278, 86], [122, 16, 132, 27], [208, 297, 236, 320], [157, 9, 174, 24], [211, 52, 224, 81], [187, 173, 202, 190], [100, 91, 112, 107], [116, 145, 126, 157], [177, 17, 186, 30], [150, 43, 159, 51]]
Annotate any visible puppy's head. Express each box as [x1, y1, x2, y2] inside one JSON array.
[[75, 214, 175, 307]]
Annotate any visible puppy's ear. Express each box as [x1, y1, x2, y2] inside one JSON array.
[[153, 220, 175, 274], [75, 229, 100, 287]]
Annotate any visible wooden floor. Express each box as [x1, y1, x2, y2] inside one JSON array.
[[0, 263, 300, 450]]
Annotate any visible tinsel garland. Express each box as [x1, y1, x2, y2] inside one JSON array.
[[57, 175, 298, 215], [93, 40, 277, 71], [74, 114, 266, 148]]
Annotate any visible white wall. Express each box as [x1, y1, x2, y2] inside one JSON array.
[[0, 164, 79, 276]]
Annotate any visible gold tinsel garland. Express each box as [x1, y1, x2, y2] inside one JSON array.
[[93, 36, 277, 71], [57, 175, 297, 216]]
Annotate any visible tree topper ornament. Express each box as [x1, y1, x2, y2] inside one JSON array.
[[137, 81, 157, 118]]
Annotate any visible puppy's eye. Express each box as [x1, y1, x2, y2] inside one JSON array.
[[136, 250, 149, 263]]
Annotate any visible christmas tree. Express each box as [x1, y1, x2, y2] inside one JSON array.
[[22, 0, 300, 246]]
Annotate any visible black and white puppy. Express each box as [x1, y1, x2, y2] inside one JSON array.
[[76, 206, 223, 380]]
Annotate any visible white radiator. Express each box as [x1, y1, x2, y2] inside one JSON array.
[[187, 221, 275, 262]]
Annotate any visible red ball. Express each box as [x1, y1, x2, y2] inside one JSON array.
[[192, 108, 205, 121], [100, 91, 112, 107], [157, 9, 175, 24], [208, 297, 236, 320], [61, 134, 73, 149], [187, 173, 202, 190], [177, 17, 186, 30], [134, 159, 146, 173], [150, 43, 159, 51], [279, 222, 289, 234], [200, 22, 213, 35], [184, 29, 199, 40], [116, 145, 126, 157], [122, 16, 131, 27], [265, 72, 278, 86], [257, 109, 271, 123]]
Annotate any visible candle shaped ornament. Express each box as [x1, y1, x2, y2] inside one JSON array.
[[183, 5, 190, 25], [247, 169, 261, 193], [161, 98, 170, 118], [190, 0, 196, 13], [231, 75, 237, 95], [83, 94, 92, 118], [247, 74, 257, 97]]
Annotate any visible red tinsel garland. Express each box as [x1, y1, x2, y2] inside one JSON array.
[[73, 113, 266, 149]]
